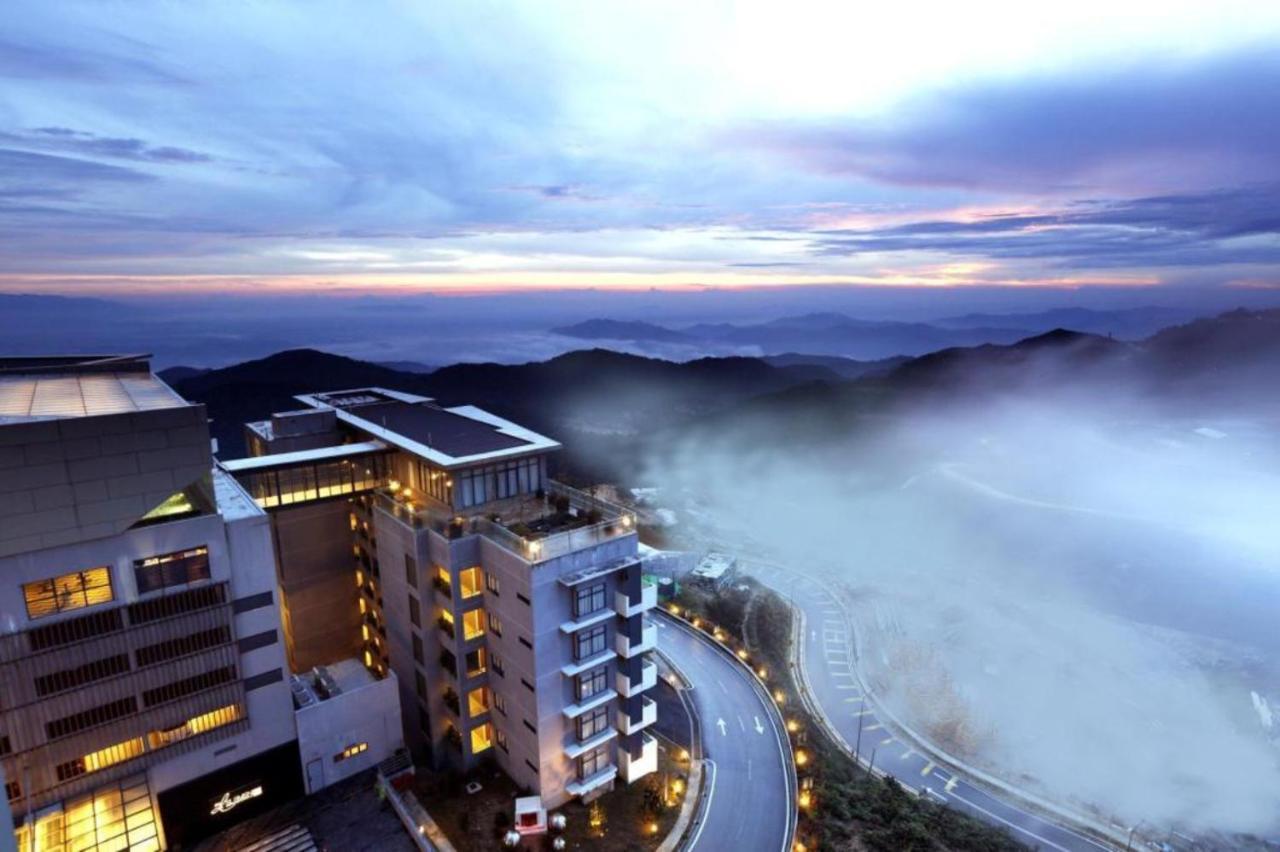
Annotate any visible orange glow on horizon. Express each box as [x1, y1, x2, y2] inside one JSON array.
[[0, 268, 1164, 297]]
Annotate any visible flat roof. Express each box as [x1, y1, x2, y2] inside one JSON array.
[[219, 439, 389, 473], [0, 357, 188, 422], [294, 387, 560, 467]]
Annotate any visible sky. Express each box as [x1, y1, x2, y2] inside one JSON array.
[[2, 1, 1280, 297]]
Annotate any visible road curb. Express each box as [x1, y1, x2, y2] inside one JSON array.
[[794, 584, 1129, 851], [656, 610, 799, 852]]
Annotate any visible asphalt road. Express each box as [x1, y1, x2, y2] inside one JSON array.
[[766, 567, 1117, 852], [655, 614, 795, 852]]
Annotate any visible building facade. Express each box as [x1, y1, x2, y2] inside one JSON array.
[[229, 387, 658, 806], [0, 356, 299, 851]]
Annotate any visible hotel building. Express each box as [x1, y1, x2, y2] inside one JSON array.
[[0, 357, 401, 852], [228, 386, 659, 806]]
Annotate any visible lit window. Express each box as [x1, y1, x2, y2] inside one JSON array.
[[334, 742, 368, 762], [23, 567, 113, 619], [459, 567, 483, 599], [467, 686, 491, 717], [148, 704, 242, 750], [470, 723, 494, 754], [463, 609, 486, 641]]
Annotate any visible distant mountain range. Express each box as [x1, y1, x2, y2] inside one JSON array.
[[551, 307, 1200, 360], [165, 308, 1280, 480]]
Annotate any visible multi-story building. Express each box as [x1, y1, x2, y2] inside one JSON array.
[[0, 357, 402, 852], [227, 387, 659, 806]]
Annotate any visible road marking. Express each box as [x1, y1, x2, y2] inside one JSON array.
[[921, 762, 936, 776], [900, 748, 916, 760], [865, 723, 883, 732], [945, 777, 958, 794], [853, 709, 873, 717], [880, 737, 895, 746], [835, 684, 859, 690], [754, 716, 765, 734], [716, 718, 727, 736], [686, 759, 717, 851], [842, 696, 862, 703], [947, 790, 1076, 852]]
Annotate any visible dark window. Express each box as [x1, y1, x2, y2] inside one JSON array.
[[576, 666, 608, 701], [494, 693, 507, 715], [496, 730, 508, 752], [133, 547, 211, 595], [518, 636, 532, 650], [578, 744, 610, 779], [521, 678, 535, 693], [577, 705, 609, 740], [237, 629, 277, 654], [465, 648, 486, 677], [404, 554, 417, 587], [574, 624, 607, 661], [244, 668, 283, 691], [56, 758, 88, 782], [5, 780, 19, 801], [408, 595, 421, 628], [47, 697, 138, 740], [486, 574, 501, 595], [491, 653, 505, 676], [136, 626, 231, 667], [0, 736, 11, 756], [142, 665, 235, 707], [419, 704, 431, 733], [28, 608, 124, 652], [574, 582, 606, 618], [412, 634, 424, 665], [516, 592, 530, 606], [415, 671, 427, 701], [487, 612, 502, 636], [439, 649, 457, 676], [232, 590, 273, 613], [523, 719, 537, 734], [128, 584, 225, 625], [525, 759, 538, 773], [34, 653, 130, 697]]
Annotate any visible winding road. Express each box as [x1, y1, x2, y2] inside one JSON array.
[[656, 613, 795, 852], [766, 567, 1118, 852]]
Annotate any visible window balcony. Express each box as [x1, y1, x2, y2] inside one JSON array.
[[619, 732, 658, 784], [614, 581, 657, 619], [566, 764, 617, 798], [615, 620, 656, 658], [615, 658, 657, 698], [617, 695, 657, 736]]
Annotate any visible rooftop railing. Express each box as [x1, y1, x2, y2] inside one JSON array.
[[373, 481, 636, 564]]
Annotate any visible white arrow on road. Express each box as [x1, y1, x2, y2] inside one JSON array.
[[754, 716, 765, 734], [716, 717, 728, 736]]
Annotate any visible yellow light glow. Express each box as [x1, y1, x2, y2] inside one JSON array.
[[758, 667, 767, 679], [736, 648, 748, 660], [795, 750, 808, 766], [799, 791, 812, 809], [774, 690, 786, 703], [787, 719, 800, 733]]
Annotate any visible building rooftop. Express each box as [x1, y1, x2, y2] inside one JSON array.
[[294, 387, 560, 467], [0, 355, 188, 422]]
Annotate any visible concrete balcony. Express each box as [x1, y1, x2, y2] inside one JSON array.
[[614, 581, 657, 619], [619, 732, 658, 784], [615, 658, 657, 698], [566, 764, 618, 799], [617, 695, 657, 735], [615, 620, 657, 658]]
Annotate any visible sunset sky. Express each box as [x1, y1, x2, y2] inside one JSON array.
[[3, 1, 1280, 295]]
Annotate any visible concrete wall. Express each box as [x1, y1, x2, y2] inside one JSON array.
[[270, 501, 362, 671], [295, 670, 403, 793], [0, 406, 212, 559]]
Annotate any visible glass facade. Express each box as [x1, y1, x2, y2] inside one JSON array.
[[23, 567, 114, 620], [239, 455, 387, 509], [13, 774, 160, 852], [453, 457, 545, 509]]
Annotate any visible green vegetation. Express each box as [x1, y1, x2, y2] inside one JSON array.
[[672, 581, 1025, 852]]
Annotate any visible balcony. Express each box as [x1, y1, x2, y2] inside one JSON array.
[[566, 764, 617, 798], [617, 696, 657, 735], [619, 732, 658, 784], [615, 620, 657, 658], [614, 581, 657, 619], [615, 658, 657, 698]]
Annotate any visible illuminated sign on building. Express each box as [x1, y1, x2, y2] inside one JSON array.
[[210, 784, 264, 815]]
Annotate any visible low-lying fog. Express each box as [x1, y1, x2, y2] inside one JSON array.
[[648, 390, 1280, 838]]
